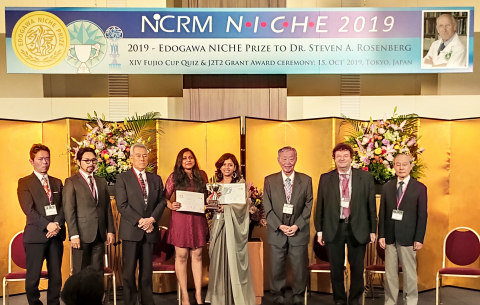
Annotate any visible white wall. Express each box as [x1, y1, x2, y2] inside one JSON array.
[[287, 95, 480, 120]]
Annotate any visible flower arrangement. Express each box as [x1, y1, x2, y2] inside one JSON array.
[[342, 107, 426, 184], [247, 182, 267, 227], [67, 111, 160, 183]]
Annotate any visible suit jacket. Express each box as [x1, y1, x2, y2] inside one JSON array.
[[18, 173, 66, 243], [63, 173, 115, 244], [315, 168, 377, 244], [378, 178, 428, 246], [115, 169, 166, 243], [263, 171, 313, 247]]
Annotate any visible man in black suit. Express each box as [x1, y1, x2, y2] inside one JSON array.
[[316, 143, 377, 305], [63, 147, 115, 274], [379, 153, 428, 305], [17, 144, 65, 305], [115, 143, 166, 305], [264, 146, 313, 305]]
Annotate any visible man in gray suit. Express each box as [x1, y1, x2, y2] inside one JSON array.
[[64, 147, 115, 274], [264, 146, 313, 305]]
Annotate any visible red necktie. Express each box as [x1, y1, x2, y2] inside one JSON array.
[[88, 175, 96, 201]]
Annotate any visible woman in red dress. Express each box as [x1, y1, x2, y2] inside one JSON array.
[[165, 148, 208, 305]]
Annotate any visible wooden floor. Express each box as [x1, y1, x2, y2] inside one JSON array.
[[1, 286, 479, 305]]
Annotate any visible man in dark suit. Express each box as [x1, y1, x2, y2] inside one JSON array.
[[63, 147, 115, 274], [115, 143, 166, 305], [264, 146, 313, 305], [316, 143, 377, 305], [17, 144, 65, 305], [379, 153, 428, 305]]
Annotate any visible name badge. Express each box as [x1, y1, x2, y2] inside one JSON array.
[[392, 209, 403, 221], [45, 204, 58, 216], [283, 203, 294, 215], [341, 198, 350, 208]]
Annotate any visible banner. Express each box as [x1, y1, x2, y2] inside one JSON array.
[[5, 7, 474, 74]]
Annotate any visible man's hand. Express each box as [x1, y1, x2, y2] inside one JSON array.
[[413, 241, 423, 251], [106, 233, 115, 245], [138, 217, 155, 230], [145, 224, 154, 234], [379, 238, 386, 249], [370, 233, 376, 243], [285, 225, 298, 237], [279, 225, 289, 233], [317, 235, 325, 246], [71, 237, 80, 249], [424, 56, 433, 65], [46, 222, 60, 238]]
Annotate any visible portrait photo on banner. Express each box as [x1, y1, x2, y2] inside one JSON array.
[[421, 10, 469, 69]]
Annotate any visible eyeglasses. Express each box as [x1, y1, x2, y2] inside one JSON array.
[[81, 159, 98, 164]]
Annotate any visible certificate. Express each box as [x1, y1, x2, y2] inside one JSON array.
[[175, 190, 205, 213], [220, 183, 246, 204]]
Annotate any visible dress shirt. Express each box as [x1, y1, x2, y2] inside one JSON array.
[[34, 170, 50, 189]]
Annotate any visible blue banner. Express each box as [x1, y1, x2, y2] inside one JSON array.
[[5, 7, 474, 74]]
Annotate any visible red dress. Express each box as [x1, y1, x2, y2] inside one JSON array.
[[165, 171, 208, 248]]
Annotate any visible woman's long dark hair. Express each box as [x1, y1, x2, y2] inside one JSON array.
[[173, 148, 206, 193], [215, 153, 242, 183]]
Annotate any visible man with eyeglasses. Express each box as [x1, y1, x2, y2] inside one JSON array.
[[378, 153, 428, 305], [18, 144, 65, 305], [63, 147, 115, 273]]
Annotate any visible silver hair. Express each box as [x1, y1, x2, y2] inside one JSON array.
[[130, 143, 148, 154], [277, 146, 297, 157], [437, 13, 457, 27], [394, 153, 413, 164]]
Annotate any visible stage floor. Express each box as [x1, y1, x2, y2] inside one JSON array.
[[1, 286, 478, 305]]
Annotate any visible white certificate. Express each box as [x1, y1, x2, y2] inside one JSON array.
[[220, 183, 246, 204], [175, 190, 205, 213]]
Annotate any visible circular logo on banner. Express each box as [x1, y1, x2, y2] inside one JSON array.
[[12, 11, 70, 70], [65, 20, 107, 73]]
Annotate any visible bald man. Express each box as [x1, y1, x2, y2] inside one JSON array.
[[423, 13, 466, 68]]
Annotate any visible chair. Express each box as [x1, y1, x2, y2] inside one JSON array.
[[152, 226, 181, 305], [436, 227, 480, 305], [364, 241, 403, 301], [68, 244, 116, 305], [3, 231, 48, 305], [305, 237, 349, 304]]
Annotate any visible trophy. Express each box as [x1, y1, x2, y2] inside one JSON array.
[[206, 176, 223, 210], [67, 43, 101, 73]]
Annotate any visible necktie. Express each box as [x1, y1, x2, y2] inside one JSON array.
[[88, 175, 96, 201], [438, 42, 446, 55], [340, 174, 350, 218], [42, 176, 51, 202], [397, 181, 404, 200], [138, 172, 147, 205], [284, 177, 292, 203]]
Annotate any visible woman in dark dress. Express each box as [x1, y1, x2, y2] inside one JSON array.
[[165, 148, 208, 305]]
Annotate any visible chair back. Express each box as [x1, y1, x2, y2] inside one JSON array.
[[312, 236, 329, 262], [444, 227, 480, 267], [9, 231, 26, 272], [152, 227, 175, 264]]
